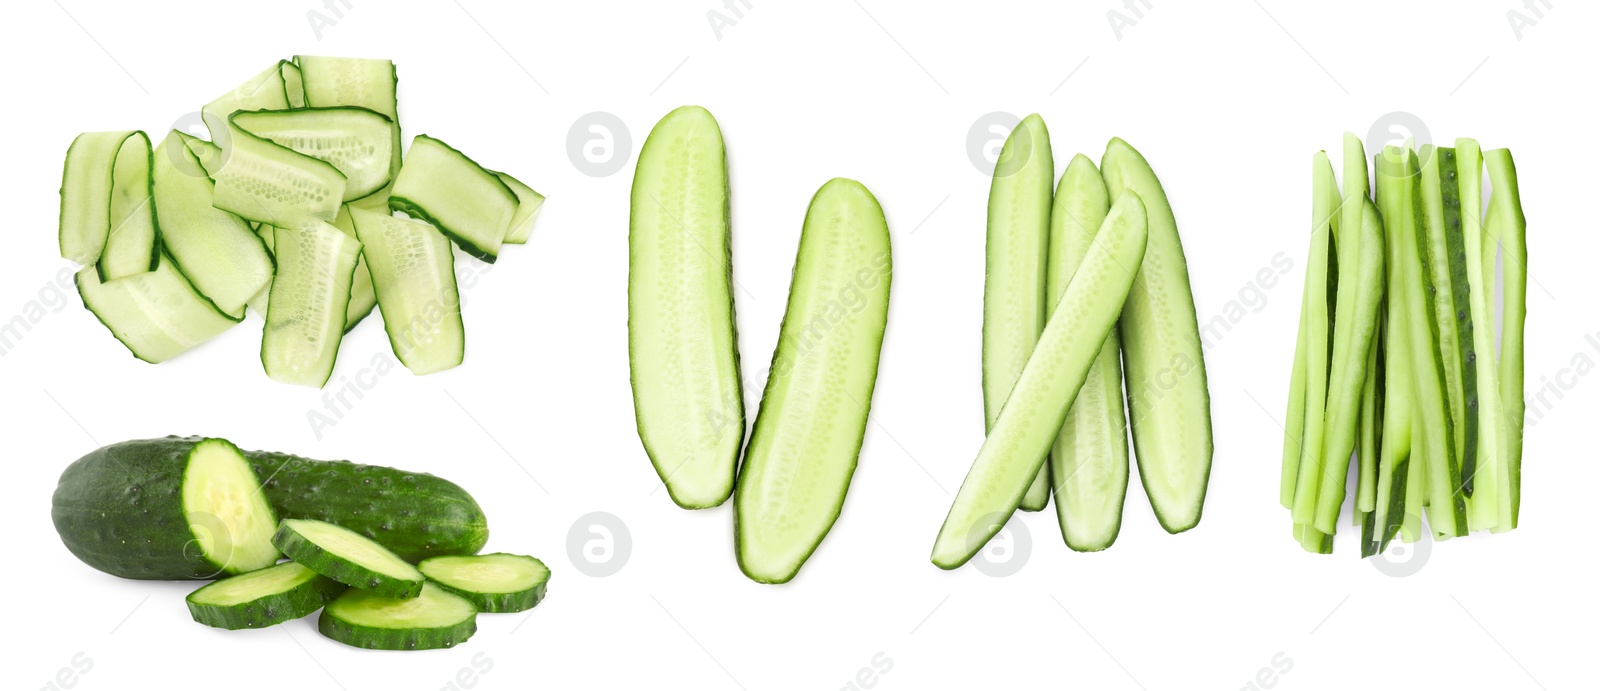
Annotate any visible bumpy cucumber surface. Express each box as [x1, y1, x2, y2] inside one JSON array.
[[419, 553, 549, 613], [53, 437, 279, 579], [319, 583, 476, 651], [629, 106, 744, 510], [186, 561, 345, 629], [273, 518, 424, 598]]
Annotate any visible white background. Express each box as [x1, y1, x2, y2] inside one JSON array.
[[3, 1, 1593, 689]]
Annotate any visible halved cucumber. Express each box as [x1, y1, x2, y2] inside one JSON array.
[[735, 178, 892, 584], [211, 114, 347, 228], [629, 106, 744, 509], [983, 114, 1054, 512], [419, 553, 549, 613], [186, 561, 345, 629], [153, 131, 273, 319], [1100, 138, 1213, 533], [58, 130, 159, 281], [932, 191, 1147, 569], [261, 221, 361, 387], [349, 206, 464, 374], [232, 107, 395, 201], [318, 583, 476, 651], [273, 518, 424, 598], [389, 134, 516, 262], [1046, 154, 1128, 551], [495, 171, 545, 245], [76, 251, 239, 364]]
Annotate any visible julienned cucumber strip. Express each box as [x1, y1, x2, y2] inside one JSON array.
[[1288, 152, 1339, 526], [1459, 139, 1507, 533], [212, 113, 347, 227], [1101, 138, 1213, 533], [419, 554, 549, 613], [982, 114, 1054, 513], [186, 561, 345, 630], [349, 206, 465, 374], [261, 221, 360, 387], [273, 518, 424, 599], [1419, 146, 1476, 496], [390, 134, 516, 262], [1047, 154, 1128, 551], [495, 171, 545, 245], [629, 106, 744, 510], [1356, 336, 1382, 514], [933, 191, 1146, 569], [1485, 148, 1526, 531], [202, 61, 290, 142], [319, 583, 476, 650], [232, 107, 395, 201], [76, 252, 239, 363], [154, 131, 273, 319], [735, 179, 891, 584], [59, 130, 159, 280]]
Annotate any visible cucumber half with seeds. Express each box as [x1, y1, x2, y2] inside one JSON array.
[[319, 583, 477, 651], [419, 553, 549, 613], [273, 518, 425, 599], [390, 134, 516, 262], [186, 561, 345, 629]]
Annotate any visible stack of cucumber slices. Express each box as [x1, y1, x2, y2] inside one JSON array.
[[1281, 134, 1527, 556], [628, 106, 893, 584], [52, 437, 548, 650], [934, 116, 1214, 569], [58, 57, 545, 386]]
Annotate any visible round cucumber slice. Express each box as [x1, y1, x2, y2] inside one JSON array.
[[186, 561, 345, 630], [318, 583, 477, 650], [273, 518, 424, 598], [419, 553, 549, 613]]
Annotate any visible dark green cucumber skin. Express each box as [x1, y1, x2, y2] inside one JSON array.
[[52, 437, 270, 580], [245, 449, 489, 562], [318, 587, 477, 651], [421, 554, 550, 613], [1436, 148, 1478, 496], [387, 195, 496, 263], [273, 521, 424, 599], [186, 568, 347, 629]]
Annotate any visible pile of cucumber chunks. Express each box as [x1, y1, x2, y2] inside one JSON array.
[[1281, 134, 1526, 556]]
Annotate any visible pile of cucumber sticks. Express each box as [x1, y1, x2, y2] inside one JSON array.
[[1281, 134, 1527, 555]]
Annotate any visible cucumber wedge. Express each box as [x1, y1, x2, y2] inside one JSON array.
[[933, 191, 1148, 569], [261, 221, 361, 387], [76, 252, 239, 364], [319, 583, 476, 651], [232, 107, 395, 201], [349, 206, 464, 374], [211, 115, 347, 228], [1046, 154, 1128, 551], [419, 553, 549, 613], [1100, 138, 1213, 533], [273, 518, 424, 598], [495, 171, 545, 245], [390, 134, 516, 262], [153, 131, 273, 319], [1485, 148, 1526, 530], [983, 114, 1054, 512], [735, 178, 892, 584], [59, 130, 158, 279], [629, 106, 744, 510], [186, 561, 345, 629]]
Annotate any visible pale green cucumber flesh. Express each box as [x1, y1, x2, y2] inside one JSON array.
[[629, 106, 744, 510], [495, 170, 545, 244], [1289, 153, 1339, 526], [419, 553, 550, 613], [211, 114, 347, 227], [295, 55, 400, 183], [330, 204, 378, 331], [59, 130, 158, 278], [202, 61, 290, 141], [273, 518, 424, 598], [186, 561, 345, 630], [281, 61, 306, 107], [1485, 148, 1526, 530], [736, 178, 891, 583], [155, 131, 273, 319], [1419, 147, 1475, 496], [77, 251, 239, 364], [319, 583, 476, 650], [232, 107, 395, 201], [390, 134, 515, 262], [349, 206, 464, 374], [1457, 139, 1507, 533], [261, 221, 360, 387]]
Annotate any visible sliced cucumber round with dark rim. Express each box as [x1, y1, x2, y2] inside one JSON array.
[[419, 553, 549, 613], [319, 583, 477, 650], [273, 518, 424, 598], [186, 561, 346, 629]]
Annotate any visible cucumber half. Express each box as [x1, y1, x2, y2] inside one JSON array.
[[186, 561, 345, 629], [319, 583, 477, 651], [273, 518, 425, 599], [419, 553, 549, 613]]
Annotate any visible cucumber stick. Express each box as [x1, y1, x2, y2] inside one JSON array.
[[273, 518, 425, 599], [1419, 146, 1476, 495], [319, 583, 476, 650], [1046, 155, 1128, 550], [350, 206, 464, 374], [1458, 139, 1507, 533], [390, 135, 516, 262], [186, 561, 345, 629], [982, 114, 1054, 512], [629, 106, 744, 510], [1485, 148, 1526, 530], [52, 438, 280, 579], [1288, 153, 1339, 527], [1101, 138, 1213, 532], [155, 131, 273, 319], [262, 221, 361, 387], [58, 130, 159, 280], [419, 553, 549, 613], [232, 107, 395, 201], [735, 178, 891, 583], [76, 252, 239, 364], [933, 191, 1147, 569]]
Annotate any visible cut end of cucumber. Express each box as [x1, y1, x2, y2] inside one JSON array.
[[419, 553, 550, 613], [274, 518, 424, 598], [319, 583, 478, 650], [180, 439, 281, 576]]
